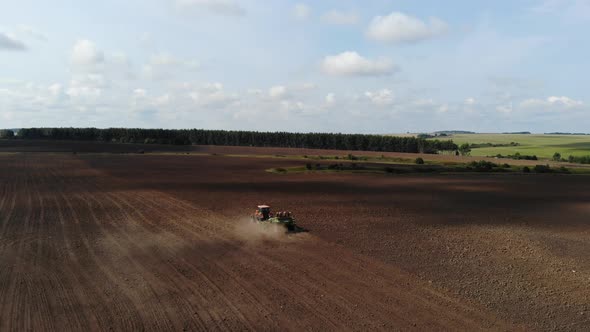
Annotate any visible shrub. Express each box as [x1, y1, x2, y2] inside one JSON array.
[[305, 163, 312, 170], [523, 166, 531, 173], [468, 160, 497, 171], [347, 154, 358, 160], [458, 143, 471, 156], [0, 129, 15, 139], [502, 163, 510, 168], [552, 152, 562, 161], [415, 157, 425, 165], [533, 165, 552, 173], [566, 155, 590, 164]]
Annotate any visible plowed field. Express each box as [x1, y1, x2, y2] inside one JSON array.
[[1, 142, 589, 330]]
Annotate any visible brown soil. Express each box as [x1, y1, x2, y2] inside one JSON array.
[[1, 141, 589, 330]]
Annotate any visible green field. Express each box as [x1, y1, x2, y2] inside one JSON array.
[[446, 134, 590, 159]]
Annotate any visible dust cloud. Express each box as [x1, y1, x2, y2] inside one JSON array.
[[233, 218, 293, 244]]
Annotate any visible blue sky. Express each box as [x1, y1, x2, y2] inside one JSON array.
[[1, 0, 589, 133]]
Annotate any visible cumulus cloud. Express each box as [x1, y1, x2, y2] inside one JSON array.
[[366, 12, 448, 43], [71, 40, 104, 66], [464, 98, 476, 105], [325, 93, 336, 106], [268, 85, 288, 99], [189, 82, 239, 107], [496, 104, 514, 113], [66, 74, 105, 99], [520, 96, 583, 109], [365, 89, 394, 106], [133, 88, 147, 98], [321, 51, 396, 76], [293, 3, 311, 20], [321, 10, 359, 25], [175, 0, 245, 16], [0, 32, 27, 50]]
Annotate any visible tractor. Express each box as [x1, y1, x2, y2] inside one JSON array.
[[252, 205, 297, 232]]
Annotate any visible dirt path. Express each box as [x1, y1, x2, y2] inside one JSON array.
[[0, 154, 512, 330]]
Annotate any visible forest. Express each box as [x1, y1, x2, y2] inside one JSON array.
[[12, 128, 458, 154]]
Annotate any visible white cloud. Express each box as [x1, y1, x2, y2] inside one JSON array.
[[437, 104, 449, 113], [293, 3, 311, 20], [71, 40, 104, 66], [268, 85, 287, 99], [0, 32, 27, 50], [365, 89, 394, 106], [279, 100, 306, 113], [48, 83, 63, 96], [548, 96, 582, 106], [154, 94, 171, 106], [189, 82, 238, 107], [321, 51, 396, 76], [297, 82, 316, 90], [175, 0, 245, 16], [464, 98, 476, 105], [520, 96, 583, 109], [325, 93, 336, 106], [321, 10, 359, 25], [133, 88, 147, 98], [66, 84, 101, 99], [496, 104, 513, 113], [366, 12, 448, 43], [66, 74, 105, 99]]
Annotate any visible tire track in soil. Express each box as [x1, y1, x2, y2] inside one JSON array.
[[54, 170, 146, 331], [63, 157, 420, 330], [0, 154, 513, 331], [84, 167, 507, 330], [61, 158, 259, 331]]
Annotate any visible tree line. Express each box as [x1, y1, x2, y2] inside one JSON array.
[[13, 128, 458, 154]]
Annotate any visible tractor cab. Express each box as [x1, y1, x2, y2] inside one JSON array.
[[255, 205, 271, 221]]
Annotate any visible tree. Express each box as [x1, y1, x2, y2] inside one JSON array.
[[458, 143, 471, 156], [552, 152, 562, 162], [15, 127, 459, 154], [415, 157, 425, 165], [0, 129, 15, 139]]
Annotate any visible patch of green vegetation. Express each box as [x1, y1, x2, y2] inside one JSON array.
[[267, 160, 590, 176], [444, 134, 590, 159], [267, 167, 288, 174]]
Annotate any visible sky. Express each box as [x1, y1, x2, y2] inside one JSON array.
[[1, 0, 589, 133]]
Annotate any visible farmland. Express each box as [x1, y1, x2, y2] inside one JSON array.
[[1, 140, 590, 330], [447, 133, 590, 159]]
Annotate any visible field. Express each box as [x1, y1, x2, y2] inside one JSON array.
[[1, 140, 590, 330], [447, 134, 590, 159]]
